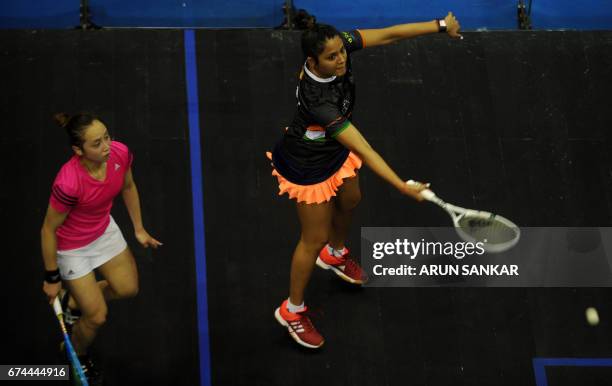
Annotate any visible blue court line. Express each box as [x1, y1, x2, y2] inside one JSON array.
[[533, 357, 612, 386], [184, 29, 212, 386]]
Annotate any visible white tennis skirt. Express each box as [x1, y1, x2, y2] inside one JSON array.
[[57, 216, 128, 280]]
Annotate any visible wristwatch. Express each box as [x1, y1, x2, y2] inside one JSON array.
[[437, 19, 447, 33]]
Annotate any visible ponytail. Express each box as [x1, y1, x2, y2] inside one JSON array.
[[294, 9, 317, 30], [53, 112, 71, 128], [53, 112, 98, 148]]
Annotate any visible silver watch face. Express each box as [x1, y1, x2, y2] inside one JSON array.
[[439, 19, 447, 27]]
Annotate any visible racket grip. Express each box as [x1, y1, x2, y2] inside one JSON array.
[[53, 297, 63, 316], [406, 180, 436, 201]]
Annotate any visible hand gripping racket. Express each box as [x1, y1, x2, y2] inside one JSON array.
[[407, 180, 520, 253], [52, 297, 89, 386]]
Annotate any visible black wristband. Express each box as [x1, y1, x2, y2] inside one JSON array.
[[44, 269, 61, 284], [436, 19, 447, 33]]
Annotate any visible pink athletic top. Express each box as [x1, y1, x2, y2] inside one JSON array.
[[49, 141, 133, 251]]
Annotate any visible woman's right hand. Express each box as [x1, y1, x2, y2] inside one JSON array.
[[42, 281, 62, 305], [399, 180, 430, 201]]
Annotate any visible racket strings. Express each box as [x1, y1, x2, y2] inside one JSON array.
[[458, 215, 519, 244]]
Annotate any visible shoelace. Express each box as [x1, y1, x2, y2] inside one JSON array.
[[61, 290, 82, 324]]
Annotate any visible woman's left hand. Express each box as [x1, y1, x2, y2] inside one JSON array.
[[135, 229, 163, 249], [444, 12, 462, 39]]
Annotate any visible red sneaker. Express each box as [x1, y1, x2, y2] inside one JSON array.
[[317, 245, 368, 284], [274, 300, 324, 349]]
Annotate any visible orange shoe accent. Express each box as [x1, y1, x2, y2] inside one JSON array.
[[318, 244, 346, 266]]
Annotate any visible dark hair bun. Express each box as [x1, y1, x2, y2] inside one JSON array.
[[53, 113, 71, 128], [295, 9, 317, 30]]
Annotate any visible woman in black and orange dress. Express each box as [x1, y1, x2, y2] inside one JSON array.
[[269, 15, 462, 348]]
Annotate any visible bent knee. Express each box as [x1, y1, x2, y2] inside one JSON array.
[[300, 233, 329, 252], [115, 283, 139, 299], [123, 284, 139, 298], [338, 191, 361, 211], [82, 308, 107, 329]]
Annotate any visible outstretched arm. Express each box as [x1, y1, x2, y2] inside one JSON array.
[[359, 12, 461, 47], [335, 123, 427, 201]]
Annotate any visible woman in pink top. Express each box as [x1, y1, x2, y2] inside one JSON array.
[[40, 112, 161, 383]]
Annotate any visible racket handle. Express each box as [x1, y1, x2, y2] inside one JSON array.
[[406, 180, 436, 201], [53, 297, 63, 316]]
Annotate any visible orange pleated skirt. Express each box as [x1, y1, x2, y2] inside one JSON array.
[[266, 151, 362, 204]]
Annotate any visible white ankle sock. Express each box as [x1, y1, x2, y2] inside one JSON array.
[[327, 244, 346, 257], [286, 298, 305, 313], [333, 247, 347, 257]]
